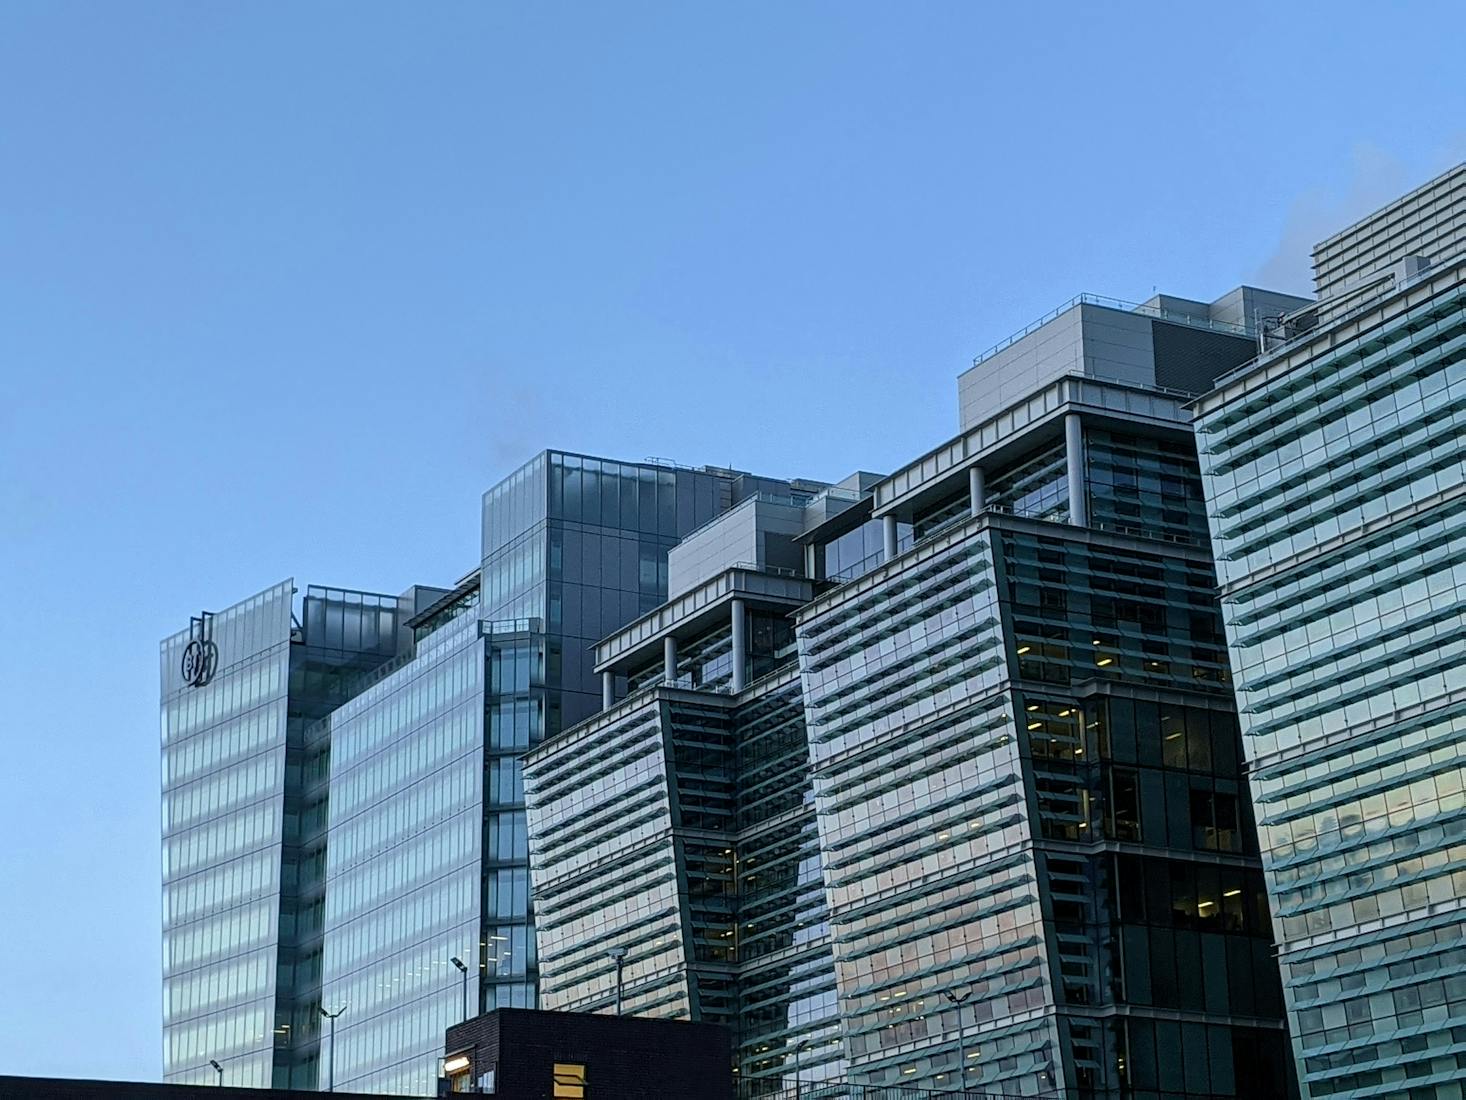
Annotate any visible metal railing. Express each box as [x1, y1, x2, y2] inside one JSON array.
[[819, 503, 1199, 589], [970, 292, 1252, 370], [738, 1082, 1063, 1100], [1208, 249, 1466, 397], [728, 561, 803, 579]]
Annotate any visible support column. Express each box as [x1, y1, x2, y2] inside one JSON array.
[[602, 670, 614, 709], [969, 465, 986, 514], [1065, 412, 1087, 528], [730, 599, 747, 693], [804, 541, 818, 580], [663, 635, 678, 685], [882, 514, 898, 560]]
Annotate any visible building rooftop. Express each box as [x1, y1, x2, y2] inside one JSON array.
[[956, 287, 1308, 431]]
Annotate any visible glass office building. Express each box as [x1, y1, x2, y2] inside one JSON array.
[[524, 291, 1304, 1099], [797, 362, 1294, 1097], [1194, 165, 1466, 1100], [318, 612, 486, 1095], [158, 171, 1466, 1097], [164, 453, 808, 1092], [160, 581, 415, 1088], [524, 534, 848, 1092]]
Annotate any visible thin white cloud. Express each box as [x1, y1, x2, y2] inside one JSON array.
[[1254, 144, 1415, 295]]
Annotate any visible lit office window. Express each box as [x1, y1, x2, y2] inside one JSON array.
[[552, 1062, 587, 1098]]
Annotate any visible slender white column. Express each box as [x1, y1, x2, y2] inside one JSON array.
[[804, 541, 818, 579], [663, 635, 678, 684], [730, 599, 747, 693], [969, 466, 986, 514], [1065, 413, 1087, 528], [602, 670, 614, 709], [882, 514, 898, 560]]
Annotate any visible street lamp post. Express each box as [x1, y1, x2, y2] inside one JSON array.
[[450, 956, 470, 1022], [208, 1059, 223, 1087], [606, 947, 628, 1016], [942, 989, 973, 1095], [320, 1004, 348, 1093], [792, 1037, 811, 1100]]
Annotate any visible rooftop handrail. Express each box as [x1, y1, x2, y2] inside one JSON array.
[[727, 561, 804, 579], [969, 292, 1252, 370], [673, 491, 819, 545], [1208, 247, 1466, 394], [735, 1081, 1063, 1099], [1077, 372, 1200, 400]]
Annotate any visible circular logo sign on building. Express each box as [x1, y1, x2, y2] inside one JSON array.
[[181, 637, 218, 687]]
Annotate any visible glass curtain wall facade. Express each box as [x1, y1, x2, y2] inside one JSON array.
[[1196, 254, 1466, 1098], [993, 522, 1290, 1098], [274, 586, 406, 1088], [524, 618, 844, 1095], [319, 613, 486, 1095], [792, 398, 1292, 1095], [476, 452, 734, 1015], [520, 344, 1296, 1098], [161, 582, 294, 1088], [160, 580, 406, 1088], [796, 526, 1055, 1096]]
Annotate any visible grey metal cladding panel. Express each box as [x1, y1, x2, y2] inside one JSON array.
[[1143, 294, 1211, 322], [1150, 322, 1256, 394], [667, 513, 759, 599], [959, 306, 1084, 430], [1077, 305, 1156, 388], [1233, 287, 1313, 326]]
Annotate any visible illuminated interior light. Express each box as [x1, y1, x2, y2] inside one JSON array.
[[444, 1055, 471, 1075], [1017, 645, 1032, 655], [1223, 888, 1242, 897], [1097, 657, 1114, 666]]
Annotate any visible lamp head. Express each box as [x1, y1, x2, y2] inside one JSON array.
[[450, 956, 468, 973], [209, 1060, 222, 1072]]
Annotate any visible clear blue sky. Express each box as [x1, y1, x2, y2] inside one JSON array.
[[1, 1, 1461, 1082]]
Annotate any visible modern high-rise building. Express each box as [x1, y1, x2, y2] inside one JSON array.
[[160, 454, 824, 1093], [1193, 163, 1466, 1099], [164, 168, 1466, 1099], [522, 483, 867, 1091], [523, 288, 1308, 1098], [160, 582, 441, 1088]]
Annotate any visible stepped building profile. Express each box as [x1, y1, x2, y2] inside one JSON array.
[[161, 165, 1465, 1098]]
